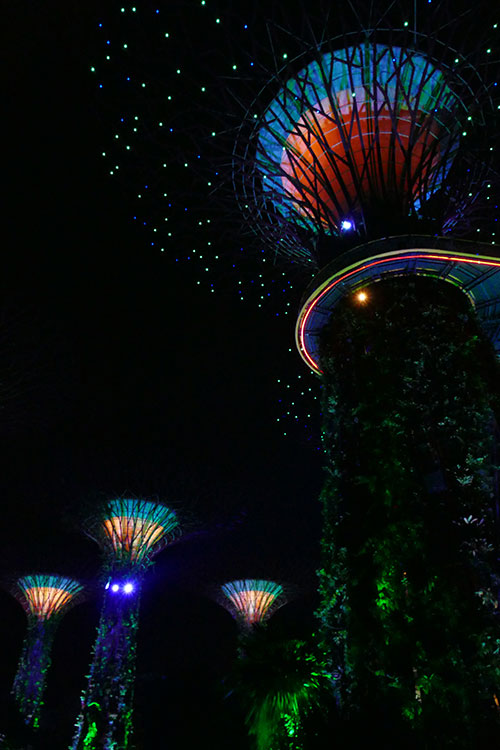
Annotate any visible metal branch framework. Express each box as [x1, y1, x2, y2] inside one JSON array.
[[234, 32, 495, 268], [220, 579, 287, 628], [11, 574, 84, 729]]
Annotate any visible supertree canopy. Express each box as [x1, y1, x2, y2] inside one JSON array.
[[220, 579, 287, 629], [231, 11, 499, 274], [72, 498, 180, 750], [252, 42, 466, 241], [11, 574, 84, 729], [86, 496, 179, 569]]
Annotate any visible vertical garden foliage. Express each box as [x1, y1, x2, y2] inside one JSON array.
[[12, 619, 56, 729], [317, 277, 500, 743], [72, 586, 141, 750]]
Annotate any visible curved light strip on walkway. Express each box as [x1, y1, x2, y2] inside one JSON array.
[[296, 249, 500, 374]]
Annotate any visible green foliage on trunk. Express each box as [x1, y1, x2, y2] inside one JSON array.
[[72, 588, 141, 750], [317, 277, 500, 745]]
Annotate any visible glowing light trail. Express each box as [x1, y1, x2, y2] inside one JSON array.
[[297, 250, 500, 373]]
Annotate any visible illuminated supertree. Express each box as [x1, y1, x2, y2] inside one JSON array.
[[11, 574, 84, 729], [242, 22, 499, 234], [72, 497, 180, 750], [219, 579, 287, 630], [218, 579, 333, 749], [229, 5, 500, 741], [90, 1, 500, 742]]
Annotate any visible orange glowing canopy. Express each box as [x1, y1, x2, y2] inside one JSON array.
[[221, 579, 285, 626], [257, 44, 463, 234], [281, 95, 441, 227], [16, 575, 83, 620], [90, 498, 180, 566], [102, 516, 165, 560]]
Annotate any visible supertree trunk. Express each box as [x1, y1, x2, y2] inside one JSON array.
[[72, 498, 180, 749], [12, 618, 56, 729], [10, 573, 84, 730], [72, 584, 141, 750], [317, 276, 500, 743]]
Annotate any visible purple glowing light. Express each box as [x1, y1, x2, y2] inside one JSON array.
[[109, 581, 136, 594]]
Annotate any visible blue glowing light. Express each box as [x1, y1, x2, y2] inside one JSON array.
[[109, 581, 136, 594], [341, 220, 354, 231]]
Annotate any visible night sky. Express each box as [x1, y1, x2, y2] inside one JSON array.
[[2, 1, 499, 748], [1, 3, 323, 747]]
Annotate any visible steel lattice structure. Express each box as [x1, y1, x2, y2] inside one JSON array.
[[233, 23, 498, 270], [11, 574, 84, 729], [72, 498, 180, 750]]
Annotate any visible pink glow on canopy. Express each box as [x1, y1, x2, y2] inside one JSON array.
[[102, 516, 165, 560]]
